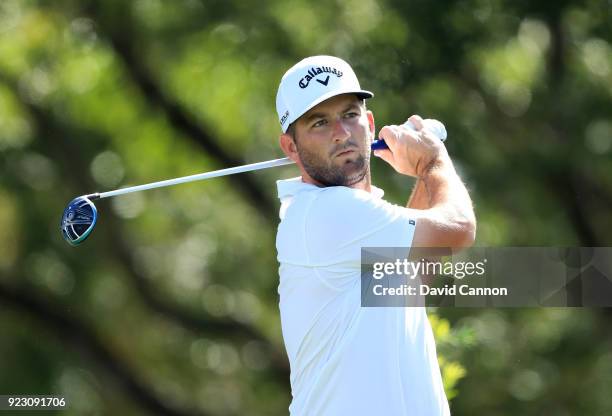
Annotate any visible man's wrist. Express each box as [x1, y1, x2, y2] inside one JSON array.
[[418, 152, 453, 179]]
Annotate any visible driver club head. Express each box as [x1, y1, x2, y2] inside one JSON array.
[[60, 196, 98, 246]]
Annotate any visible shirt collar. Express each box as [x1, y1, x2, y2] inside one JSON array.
[[276, 176, 384, 200]]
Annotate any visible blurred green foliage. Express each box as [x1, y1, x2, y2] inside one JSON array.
[[0, 0, 611, 415]]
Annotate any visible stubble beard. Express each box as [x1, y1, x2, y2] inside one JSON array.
[[296, 140, 371, 187]]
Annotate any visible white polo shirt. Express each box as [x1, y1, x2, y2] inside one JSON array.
[[276, 177, 450, 416]]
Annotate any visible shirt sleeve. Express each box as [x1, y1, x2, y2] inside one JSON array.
[[304, 187, 417, 289]]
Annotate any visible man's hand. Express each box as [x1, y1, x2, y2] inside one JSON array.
[[374, 115, 447, 178], [374, 115, 476, 250]]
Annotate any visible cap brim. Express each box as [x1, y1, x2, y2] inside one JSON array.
[[355, 90, 374, 100], [284, 89, 374, 132]]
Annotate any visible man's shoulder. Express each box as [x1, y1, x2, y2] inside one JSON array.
[[276, 178, 406, 231], [286, 186, 378, 216], [314, 186, 375, 207], [303, 187, 407, 232]]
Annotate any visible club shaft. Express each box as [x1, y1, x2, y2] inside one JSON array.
[[95, 157, 294, 200]]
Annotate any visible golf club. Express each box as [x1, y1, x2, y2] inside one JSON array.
[[61, 119, 447, 246], [60, 157, 294, 246]]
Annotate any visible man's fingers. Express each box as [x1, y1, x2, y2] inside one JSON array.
[[373, 148, 395, 165], [420, 128, 443, 146], [407, 115, 424, 131], [378, 125, 400, 149]]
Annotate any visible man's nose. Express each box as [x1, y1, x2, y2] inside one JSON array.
[[332, 118, 350, 143]]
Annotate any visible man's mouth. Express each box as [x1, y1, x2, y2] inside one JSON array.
[[334, 148, 357, 158]]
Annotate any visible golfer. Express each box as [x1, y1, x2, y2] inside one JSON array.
[[275, 56, 475, 415]]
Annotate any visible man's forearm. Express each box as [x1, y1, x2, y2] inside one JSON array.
[[407, 178, 430, 210], [420, 155, 476, 246]]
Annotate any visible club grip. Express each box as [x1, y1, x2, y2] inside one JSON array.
[[371, 119, 447, 151]]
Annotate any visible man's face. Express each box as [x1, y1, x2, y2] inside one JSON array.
[[291, 94, 373, 187]]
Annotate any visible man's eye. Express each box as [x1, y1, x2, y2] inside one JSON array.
[[313, 119, 327, 127], [344, 112, 359, 118]]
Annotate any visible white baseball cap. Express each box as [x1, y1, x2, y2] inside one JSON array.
[[276, 55, 374, 133]]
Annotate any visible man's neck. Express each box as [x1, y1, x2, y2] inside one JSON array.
[[301, 173, 372, 193], [349, 175, 372, 192]]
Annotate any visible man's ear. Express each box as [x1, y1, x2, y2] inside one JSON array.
[[366, 110, 375, 137], [279, 133, 299, 163]]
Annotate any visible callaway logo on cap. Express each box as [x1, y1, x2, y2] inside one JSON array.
[[276, 56, 374, 133]]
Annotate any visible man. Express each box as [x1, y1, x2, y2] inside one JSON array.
[[275, 55, 475, 416]]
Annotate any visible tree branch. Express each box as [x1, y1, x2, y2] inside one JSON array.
[[83, 1, 279, 220], [0, 280, 207, 416], [0, 71, 290, 381]]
